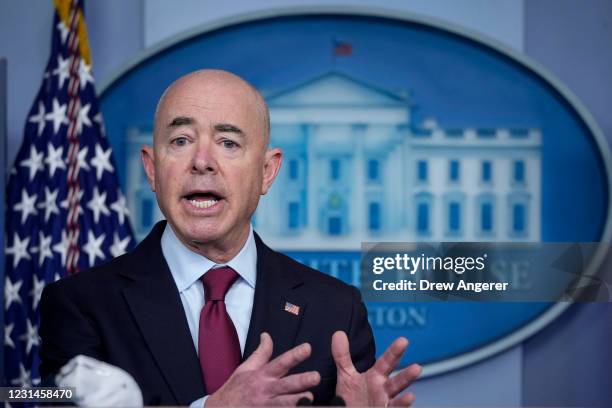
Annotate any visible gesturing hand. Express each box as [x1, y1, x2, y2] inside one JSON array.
[[332, 331, 421, 407], [206, 332, 320, 407]]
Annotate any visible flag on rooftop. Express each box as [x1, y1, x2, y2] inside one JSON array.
[[333, 38, 353, 56]]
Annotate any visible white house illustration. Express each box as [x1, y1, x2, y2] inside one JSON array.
[[125, 72, 541, 248]]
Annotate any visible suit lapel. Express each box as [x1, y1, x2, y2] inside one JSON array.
[[120, 222, 205, 404], [243, 234, 307, 360]]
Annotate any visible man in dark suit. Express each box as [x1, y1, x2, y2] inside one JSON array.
[[39, 70, 421, 406]]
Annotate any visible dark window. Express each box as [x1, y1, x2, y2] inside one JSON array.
[[449, 202, 461, 232], [513, 160, 525, 183], [328, 216, 342, 235], [510, 129, 529, 138], [417, 202, 429, 233], [369, 202, 381, 231], [477, 128, 496, 138], [417, 160, 428, 182], [367, 159, 379, 181], [289, 159, 298, 180], [330, 159, 341, 181], [482, 161, 492, 182], [449, 160, 460, 182], [481, 202, 493, 232], [513, 203, 525, 232], [447, 128, 463, 138], [413, 128, 432, 137]]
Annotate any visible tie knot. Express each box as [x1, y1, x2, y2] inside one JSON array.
[[201, 266, 239, 301]]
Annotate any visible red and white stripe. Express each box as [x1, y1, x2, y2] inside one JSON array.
[[64, 0, 82, 274]]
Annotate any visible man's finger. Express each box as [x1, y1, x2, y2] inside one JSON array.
[[331, 331, 356, 375], [267, 371, 320, 396], [268, 391, 314, 407], [240, 332, 273, 371], [389, 391, 415, 407], [384, 364, 421, 398], [373, 336, 408, 376], [264, 342, 312, 378]]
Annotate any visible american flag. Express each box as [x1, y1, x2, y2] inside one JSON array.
[[284, 302, 300, 316], [4, 0, 134, 387], [333, 39, 352, 56]]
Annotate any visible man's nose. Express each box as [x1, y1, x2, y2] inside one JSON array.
[[191, 139, 218, 174]]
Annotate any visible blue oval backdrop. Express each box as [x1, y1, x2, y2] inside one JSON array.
[[99, 10, 610, 376]]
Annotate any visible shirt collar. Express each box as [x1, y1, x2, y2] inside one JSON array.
[[161, 223, 257, 293]]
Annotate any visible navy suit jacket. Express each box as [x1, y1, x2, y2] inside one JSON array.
[[39, 221, 376, 405]]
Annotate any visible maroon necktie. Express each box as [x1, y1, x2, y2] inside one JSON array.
[[198, 266, 241, 394]]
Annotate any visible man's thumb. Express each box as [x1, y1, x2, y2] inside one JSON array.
[[241, 332, 273, 371], [331, 331, 356, 374]]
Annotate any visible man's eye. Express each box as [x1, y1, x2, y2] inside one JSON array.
[[222, 140, 238, 149], [172, 137, 188, 146]]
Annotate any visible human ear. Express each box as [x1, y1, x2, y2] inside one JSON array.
[[141, 145, 156, 192], [261, 148, 282, 195]]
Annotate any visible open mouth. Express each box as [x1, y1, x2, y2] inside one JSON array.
[[184, 191, 223, 209]]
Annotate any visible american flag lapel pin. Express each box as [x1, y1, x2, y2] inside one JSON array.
[[284, 301, 300, 316]]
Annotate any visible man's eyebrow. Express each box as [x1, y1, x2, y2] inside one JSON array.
[[167, 116, 194, 128], [214, 123, 244, 136]]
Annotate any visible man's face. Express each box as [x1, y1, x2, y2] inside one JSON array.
[[142, 72, 281, 258]]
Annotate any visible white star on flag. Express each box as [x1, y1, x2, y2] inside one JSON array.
[[83, 231, 106, 266], [52, 230, 70, 267], [30, 231, 54, 266], [13, 189, 38, 224], [87, 187, 111, 223], [5, 323, 15, 348], [20, 145, 44, 181], [94, 111, 106, 136], [11, 364, 33, 387], [5, 277, 23, 310], [45, 142, 66, 177], [37, 187, 60, 222], [30, 275, 46, 310], [45, 98, 69, 134], [53, 54, 71, 89], [91, 144, 114, 180], [28, 101, 47, 137], [5, 233, 31, 269], [110, 233, 131, 258], [19, 319, 40, 355], [79, 59, 95, 90], [110, 192, 130, 225], [76, 103, 92, 135], [56, 20, 69, 43], [76, 146, 90, 172]]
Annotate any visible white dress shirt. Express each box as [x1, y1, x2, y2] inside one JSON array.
[[160, 223, 257, 407]]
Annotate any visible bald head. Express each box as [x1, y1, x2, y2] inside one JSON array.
[[153, 69, 270, 148], [141, 69, 283, 261]]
